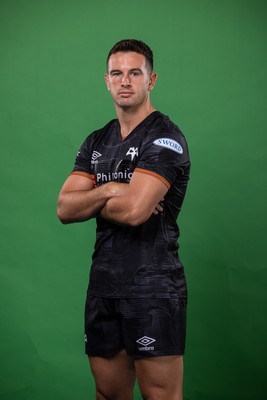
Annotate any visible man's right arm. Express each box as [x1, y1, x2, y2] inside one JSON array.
[[57, 175, 128, 224]]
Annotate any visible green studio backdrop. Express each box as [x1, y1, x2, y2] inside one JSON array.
[[1, 0, 266, 399]]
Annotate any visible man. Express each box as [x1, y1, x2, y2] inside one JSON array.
[[57, 39, 190, 400]]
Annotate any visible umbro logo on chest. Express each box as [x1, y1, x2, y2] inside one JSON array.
[[91, 151, 102, 164]]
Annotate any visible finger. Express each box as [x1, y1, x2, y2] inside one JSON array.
[[157, 204, 164, 212]]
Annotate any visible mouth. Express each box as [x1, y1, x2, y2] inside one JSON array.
[[118, 91, 134, 97]]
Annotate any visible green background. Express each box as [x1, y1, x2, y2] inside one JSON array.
[[1, 0, 266, 399]]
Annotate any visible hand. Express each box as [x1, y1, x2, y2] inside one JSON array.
[[153, 199, 165, 215]]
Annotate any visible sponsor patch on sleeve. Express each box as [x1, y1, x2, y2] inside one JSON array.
[[153, 138, 183, 154]]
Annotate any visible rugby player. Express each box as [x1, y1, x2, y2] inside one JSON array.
[[57, 39, 190, 400]]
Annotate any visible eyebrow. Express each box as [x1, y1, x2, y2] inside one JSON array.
[[109, 68, 143, 74]]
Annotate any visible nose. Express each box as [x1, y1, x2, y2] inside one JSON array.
[[121, 74, 131, 86]]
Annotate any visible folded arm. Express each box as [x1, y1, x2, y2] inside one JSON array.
[[100, 171, 168, 226], [57, 174, 129, 224]]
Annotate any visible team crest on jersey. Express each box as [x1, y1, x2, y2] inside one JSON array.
[[91, 151, 102, 164], [126, 147, 138, 161], [153, 138, 183, 154]]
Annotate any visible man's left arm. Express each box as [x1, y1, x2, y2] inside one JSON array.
[[100, 171, 168, 226]]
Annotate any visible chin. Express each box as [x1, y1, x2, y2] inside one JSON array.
[[116, 100, 135, 108]]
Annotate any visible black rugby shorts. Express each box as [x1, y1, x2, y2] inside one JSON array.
[[84, 294, 187, 359]]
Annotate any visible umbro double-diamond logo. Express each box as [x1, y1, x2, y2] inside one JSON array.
[[136, 336, 155, 346], [91, 151, 102, 164], [136, 336, 156, 351]]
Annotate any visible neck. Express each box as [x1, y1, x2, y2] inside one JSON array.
[[115, 102, 156, 140]]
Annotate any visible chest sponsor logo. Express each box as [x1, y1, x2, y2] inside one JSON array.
[[96, 170, 133, 183], [96, 158, 134, 183], [126, 147, 138, 161], [91, 151, 102, 164], [136, 336, 156, 351], [153, 138, 183, 154]]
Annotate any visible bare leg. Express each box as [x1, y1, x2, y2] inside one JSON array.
[[89, 350, 136, 400], [135, 355, 184, 400]]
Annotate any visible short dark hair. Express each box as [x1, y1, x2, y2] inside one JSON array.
[[106, 39, 153, 72]]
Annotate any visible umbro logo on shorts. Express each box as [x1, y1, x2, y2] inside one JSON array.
[[136, 336, 155, 346], [136, 336, 156, 351]]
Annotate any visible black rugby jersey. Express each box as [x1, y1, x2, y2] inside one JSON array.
[[72, 111, 190, 299]]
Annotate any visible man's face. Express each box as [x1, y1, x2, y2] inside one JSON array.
[[105, 51, 157, 110]]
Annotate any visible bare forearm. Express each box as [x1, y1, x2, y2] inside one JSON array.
[[100, 173, 167, 226], [100, 194, 158, 226], [100, 196, 134, 226], [57, 185, 113, 224]]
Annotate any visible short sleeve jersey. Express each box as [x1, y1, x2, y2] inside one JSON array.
[[72, 111, 190, 299]]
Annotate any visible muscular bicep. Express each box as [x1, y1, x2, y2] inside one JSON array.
[[128, 170, 168, 212], [57, 174, 129, 224], [59, 174, 94, 195], [57, 175, 95, 223], [102, 171, 169, 226]]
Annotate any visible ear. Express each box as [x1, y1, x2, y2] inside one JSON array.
[[104, 73, 110, 91], [148, 72, 158, 91]]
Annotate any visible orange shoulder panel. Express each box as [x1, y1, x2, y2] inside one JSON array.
[[70, 171, 94, 180], [134, 168, 170, 189]]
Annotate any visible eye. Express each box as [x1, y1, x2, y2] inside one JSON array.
[[131, 71, 141, 76], [111, 71, 121, 77]]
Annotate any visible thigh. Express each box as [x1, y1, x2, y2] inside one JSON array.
[[135, 355, 183, 400], [89, 350, 136, 400]]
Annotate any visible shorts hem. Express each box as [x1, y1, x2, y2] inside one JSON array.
[[132, 351, 185, 360], [85, 348, 185, 359]]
